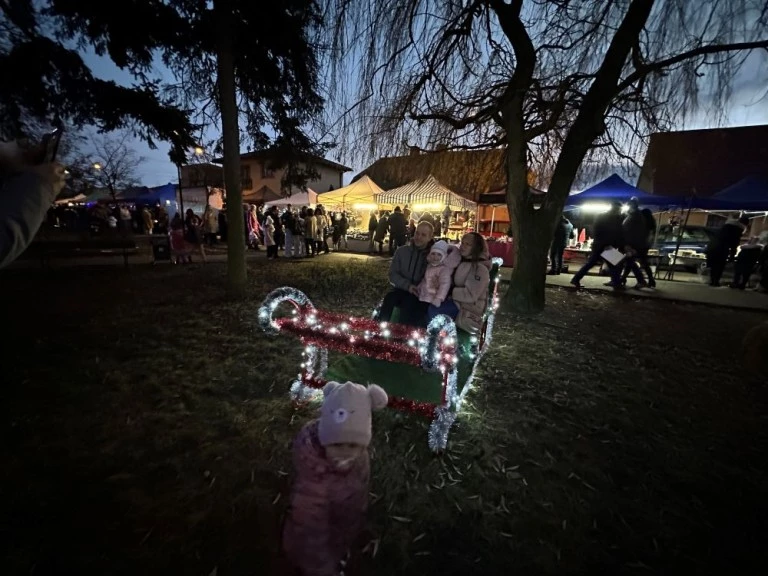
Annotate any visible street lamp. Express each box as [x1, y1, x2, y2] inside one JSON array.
[[93, 162, 102, 171]]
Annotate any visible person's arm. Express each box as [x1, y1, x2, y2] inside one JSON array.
[[0, 166, 64, 269], [452, 264, 490, 304], [388, 248, 412, 291]]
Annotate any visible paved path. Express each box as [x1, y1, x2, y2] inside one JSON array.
[[497, 270, 768, 312]]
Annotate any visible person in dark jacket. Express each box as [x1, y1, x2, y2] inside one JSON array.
[[731, 239, 762, 290], [367, 211, 378, 253], [377, 221, 434, 326], [706, 216, 749, 287], [373, 212, 389, 255], [338, 212, 349, 250], [548, 214, 574, 275], [387, 206, 408, 256], [570, 202, 624, 289], [619, 198, 655, 288], [217, 203, 228, 242]]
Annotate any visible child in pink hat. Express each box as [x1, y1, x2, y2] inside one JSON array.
[[417, 240, 461, 307], [282, 381, 388, 576]]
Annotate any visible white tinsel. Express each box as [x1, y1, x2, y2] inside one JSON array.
[[420, 314, 457, 372], [258, 286, 315, 335], [428, 406, 457, 452], [259, 287, 327, 402]]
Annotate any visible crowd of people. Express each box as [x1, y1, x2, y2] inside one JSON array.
[[367, 204, 460, 256], [246, 203, 353, 259]]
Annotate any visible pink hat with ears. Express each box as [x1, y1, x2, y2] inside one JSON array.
[[318, 381, 388, 447]]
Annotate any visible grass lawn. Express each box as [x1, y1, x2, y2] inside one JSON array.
[[1, 257, 767, 575]]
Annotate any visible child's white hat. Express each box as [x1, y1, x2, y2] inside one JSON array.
[[429, 240, 449, 260]]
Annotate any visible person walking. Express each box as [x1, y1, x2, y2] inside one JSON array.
[[570, 202, 624, 289], [620, 197, 654, 288]]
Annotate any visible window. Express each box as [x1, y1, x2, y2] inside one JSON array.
[[240, 165, 252, 190], [680, 228, 714, 243], [261, 163, 275, 179]]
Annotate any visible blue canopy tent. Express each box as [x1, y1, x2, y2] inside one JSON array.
[[567, 174, 683, 207], [709, 176, 768, 211]]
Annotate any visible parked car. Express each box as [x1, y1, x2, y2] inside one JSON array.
[[652, 224, 717, 270]]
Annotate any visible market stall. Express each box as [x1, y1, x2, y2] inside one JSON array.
[[317, 176, 384, 211], [316, 176, 385, 235], [377, 175, 476, 239]]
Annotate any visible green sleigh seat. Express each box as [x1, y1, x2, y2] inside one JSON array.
[[257, 258, 503, 451]]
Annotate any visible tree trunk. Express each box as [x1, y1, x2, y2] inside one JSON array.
[[503, 206, 554, 313], [215, 1, 247, 297]]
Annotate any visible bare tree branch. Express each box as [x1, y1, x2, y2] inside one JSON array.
[[618, 39, 768, 93]]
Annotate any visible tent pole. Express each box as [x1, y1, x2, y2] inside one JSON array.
[[490, 206, 496, 237], [665, 191, 696, 282]]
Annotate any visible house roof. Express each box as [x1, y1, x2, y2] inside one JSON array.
[[212, 150, 351, 173], [637, 125, 768, 197], [354, 149, 506, 201]]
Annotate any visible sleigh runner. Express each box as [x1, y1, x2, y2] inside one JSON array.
[[258, 258, 503, 451]]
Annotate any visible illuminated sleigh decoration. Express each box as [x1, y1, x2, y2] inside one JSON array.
[[258, 258, 503, 452]]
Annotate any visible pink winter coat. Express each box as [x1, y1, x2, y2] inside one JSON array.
[[282, 420, 369, 576], [417, 244, 461, 306]]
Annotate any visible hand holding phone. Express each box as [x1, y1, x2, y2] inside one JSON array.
[[39, 128, 63, 164]]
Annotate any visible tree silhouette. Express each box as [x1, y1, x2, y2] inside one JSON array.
[[89, 133, 146, 201]]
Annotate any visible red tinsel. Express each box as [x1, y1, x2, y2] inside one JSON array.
[[297, 307, 421, 340], [274, 312, 457, 367], [300, 374, 436, 419], [276, 320, 423, 365]]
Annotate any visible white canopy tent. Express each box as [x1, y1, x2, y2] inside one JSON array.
[[377, 175, 476, 212], [264, 188, 318, 208], [316, 175, 385, 210]]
